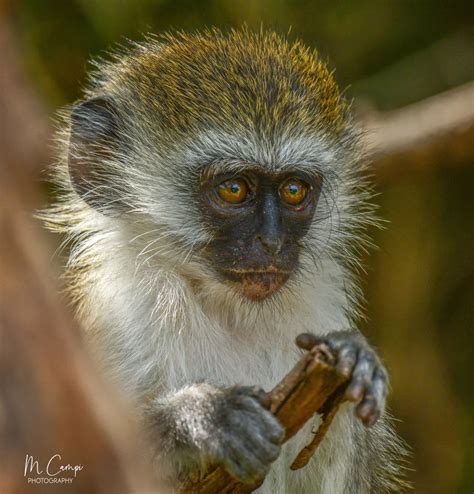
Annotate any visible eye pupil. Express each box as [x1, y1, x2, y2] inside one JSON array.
[[230, 183, 240, 194], [288, 184, 299, 195]]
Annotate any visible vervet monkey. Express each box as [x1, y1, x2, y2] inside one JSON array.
[[45, 29, 407, 493]]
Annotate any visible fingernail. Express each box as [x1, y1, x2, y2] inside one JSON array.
[[338, 365, 352, 377], [346, 383, 364, 401], [296, 333, 317, 350], [364, 412, 380, 427]]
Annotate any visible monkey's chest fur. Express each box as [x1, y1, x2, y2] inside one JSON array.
[[83, 253, 357, 493]]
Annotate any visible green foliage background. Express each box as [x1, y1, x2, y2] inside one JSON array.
[[11, 1, 474, 492]]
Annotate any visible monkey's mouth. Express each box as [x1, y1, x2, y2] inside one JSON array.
[[222, 269, 291, 301]]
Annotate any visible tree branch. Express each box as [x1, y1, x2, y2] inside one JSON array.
[[363, 82, 474, 181]]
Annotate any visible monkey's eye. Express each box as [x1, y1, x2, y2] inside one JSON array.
[[279, 178, 309, 206], [216, 178, 249, 204]]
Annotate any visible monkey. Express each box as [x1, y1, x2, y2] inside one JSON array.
[[43, 29, 408, 493]]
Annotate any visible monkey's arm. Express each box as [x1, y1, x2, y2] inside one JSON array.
[[143, 383, 284, 484]]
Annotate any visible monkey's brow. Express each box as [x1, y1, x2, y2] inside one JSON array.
[[200, 158, 325, 178]]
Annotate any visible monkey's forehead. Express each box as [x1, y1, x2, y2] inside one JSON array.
[[97, 29, 349, 138]]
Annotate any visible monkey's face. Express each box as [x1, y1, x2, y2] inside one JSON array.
[[64, 31, 364, 305], [199, 168, 322, 301]]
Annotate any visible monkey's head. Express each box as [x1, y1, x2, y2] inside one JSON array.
[[65, 29, 368, 303]]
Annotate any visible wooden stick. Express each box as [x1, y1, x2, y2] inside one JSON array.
[[290, 387, 346, 470]]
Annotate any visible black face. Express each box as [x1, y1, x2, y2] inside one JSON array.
[[199, 167, 322, 301]]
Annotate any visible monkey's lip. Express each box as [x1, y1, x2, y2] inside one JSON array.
[[222, 268, 291, 301]]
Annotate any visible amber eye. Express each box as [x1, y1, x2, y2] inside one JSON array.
[[216, 178, 249, 204], [279, 178, 309, 206]]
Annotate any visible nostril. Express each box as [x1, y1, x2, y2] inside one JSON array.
[[256, 234, 283, 255]]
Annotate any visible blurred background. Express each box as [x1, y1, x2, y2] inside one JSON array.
[[1, 1, 473, 493]]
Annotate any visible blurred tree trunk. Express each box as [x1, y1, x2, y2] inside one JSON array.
[[0, 11, 158, 494]]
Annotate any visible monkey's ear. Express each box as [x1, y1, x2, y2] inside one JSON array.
[[68, 96, 125, 214]]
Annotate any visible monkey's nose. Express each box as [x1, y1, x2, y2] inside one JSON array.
[[256, 234, 283, 255]]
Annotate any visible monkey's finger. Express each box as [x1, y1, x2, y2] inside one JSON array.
[[355, 367, 387, 426], [345, 377, 366, 402], [296, 333, 319, 350], [228, 413, 281, 463], [241, 412, 281, 458], [237, 396, 285, 443], [356, 396, 380, 427], [353, 351, 376, 380], [336, 345, 358, 377], [225, 436, 269, 483], [253, 412, 285, 444], [221, 450, 252, 484], [245, 433, 280, 463], [232, 385, 270, 409], [345, 353, 375, 402], [249, 386, 272, 409], [260, 413, 285, 444], [371, 367, 389, 405], [363, 369, 388, 415]]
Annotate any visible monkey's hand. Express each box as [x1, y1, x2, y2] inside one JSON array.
[[146, 383, 284, 484], [296, 331, 388, 427]]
